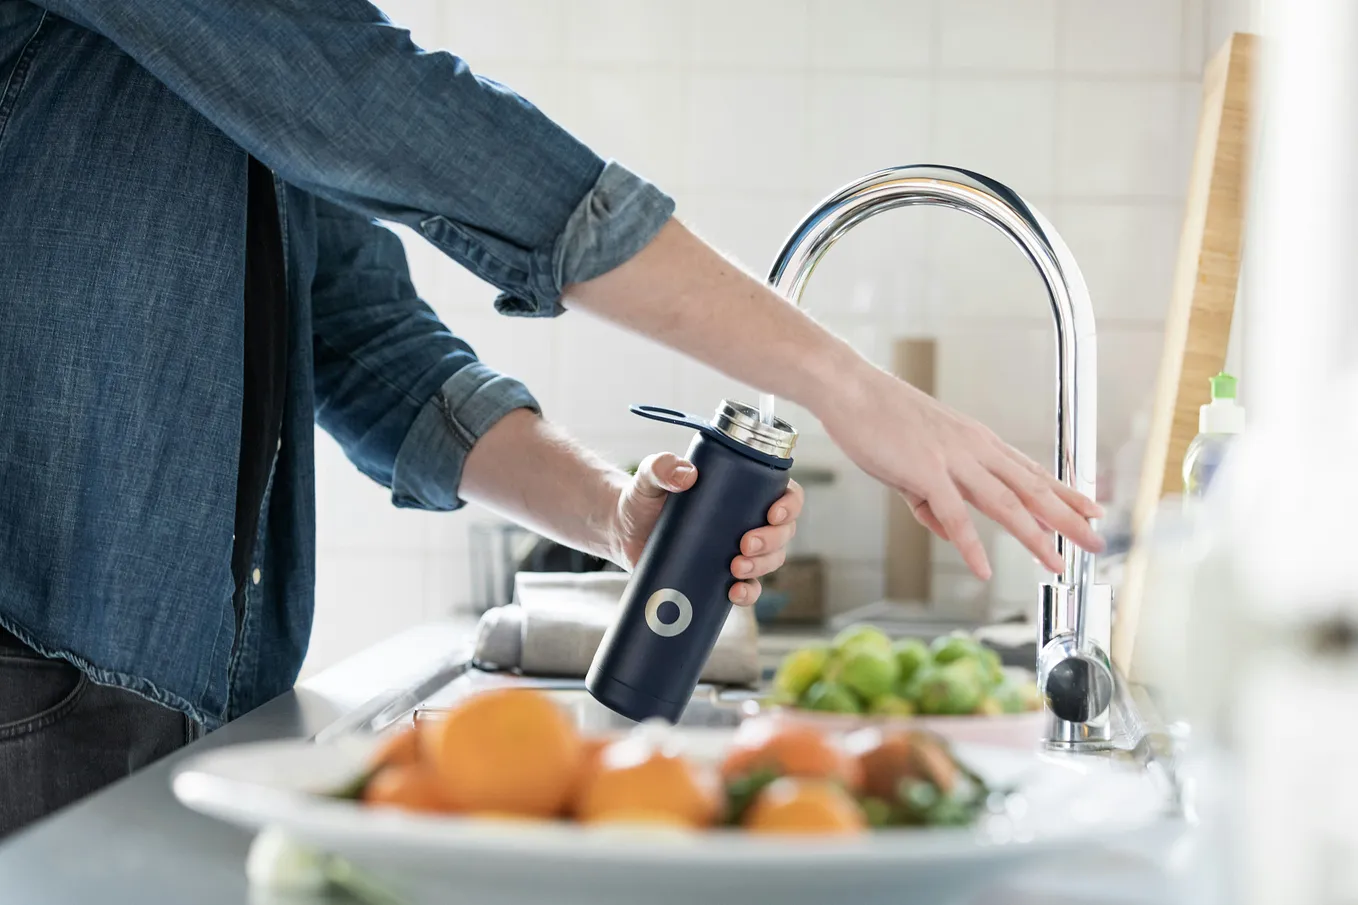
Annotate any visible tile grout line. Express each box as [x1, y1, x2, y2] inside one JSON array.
[[1053, 0, 1066, 196]]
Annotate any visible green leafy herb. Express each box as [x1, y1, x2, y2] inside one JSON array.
[[723, 767, 781, 825], [858, 796, 893, 828]]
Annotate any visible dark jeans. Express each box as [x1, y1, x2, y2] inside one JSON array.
[[0, 627, 201, 839]]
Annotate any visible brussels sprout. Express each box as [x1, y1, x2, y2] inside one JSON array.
[[978, 647, 1005, 689], [891, 637, 931, 685], [801, 680, 862, 714], [832, 624, 893, 656], [915, 659, 986, 715], [896, 664, 929, 706], [930, 632, 983, 665], [837, 646, 899, 701], [772, 646, 829, 698], [977, 696, 1004, 716], [867, 694, 916, 717], [991, 679, 1026, 715]]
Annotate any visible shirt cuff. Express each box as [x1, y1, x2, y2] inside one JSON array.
[[390, 362, 540, 511], [493, 160, 676, 318]]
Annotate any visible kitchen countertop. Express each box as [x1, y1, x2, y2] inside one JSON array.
[[0, 618, 1195, 905]]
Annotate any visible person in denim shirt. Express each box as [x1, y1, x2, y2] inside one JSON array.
[[0, 1, 1104, 834]]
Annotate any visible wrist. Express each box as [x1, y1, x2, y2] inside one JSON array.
[[590, 468, 631, 565], [797, 333, 880, 423]]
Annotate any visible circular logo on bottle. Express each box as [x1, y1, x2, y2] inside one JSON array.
[[644, 588, 693, 638]]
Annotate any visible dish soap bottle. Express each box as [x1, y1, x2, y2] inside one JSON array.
[[1183, 372, 1245, 499]]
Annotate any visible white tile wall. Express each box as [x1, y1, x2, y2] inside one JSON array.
[[1205, 0, 1258, 53], [939, 0, 1058, 72], [565, 0, 692, 66], [1050, 201, 1182, 322], [929, 201, 1056, 321], [934, 78, 1058, 198], [1058, 0, 1185, 76], [306, 0, 1212, 675], [678, 193, 816, 278], [692, 0, 810, 68], [806, 75, 931, 191], [685, 72, 811, 192], [572, 70, 689, 189], [1055, 81, 1194, 197], [439, 0, 566, 64], [808, 0, 935, 72]]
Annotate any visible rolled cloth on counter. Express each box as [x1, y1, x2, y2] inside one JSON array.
[[472, 572, 761, 687]]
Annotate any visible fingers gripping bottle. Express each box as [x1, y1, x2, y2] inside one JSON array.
[[587, 400, 797, 723]]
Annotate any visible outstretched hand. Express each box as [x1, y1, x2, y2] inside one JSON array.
[[819, 368, 1104, 580]]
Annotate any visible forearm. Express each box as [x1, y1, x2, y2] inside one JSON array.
[[459, 409, 625, 563], [563, 219, 871, 418]]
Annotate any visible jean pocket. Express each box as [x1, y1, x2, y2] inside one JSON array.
[[0, 653, 87, 741]]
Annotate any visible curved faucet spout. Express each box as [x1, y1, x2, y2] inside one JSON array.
[[765, 165, 1110, 749], [765, 164, 1097, 590]]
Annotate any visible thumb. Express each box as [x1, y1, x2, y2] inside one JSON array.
[[633, 453, 696, 498]]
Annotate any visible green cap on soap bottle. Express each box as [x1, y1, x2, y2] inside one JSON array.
[[1209, 372, 1237, 401]]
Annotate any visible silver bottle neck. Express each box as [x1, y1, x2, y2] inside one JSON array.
[[712, 400, 797, 459]]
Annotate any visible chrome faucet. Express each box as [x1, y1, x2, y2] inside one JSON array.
[[765, 165, 1115, 750]]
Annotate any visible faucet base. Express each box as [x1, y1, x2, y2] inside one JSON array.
[[1045, 739, 1118, 753], [1038, 583, 1116, 747], [1044, 713, 1116, 750]]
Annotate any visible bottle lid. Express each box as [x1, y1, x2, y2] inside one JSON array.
[[712, 400, 798, 459], [1200, 372, 1245, 434]]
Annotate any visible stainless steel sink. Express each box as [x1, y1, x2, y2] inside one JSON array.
[[410, 672, 756, 735]]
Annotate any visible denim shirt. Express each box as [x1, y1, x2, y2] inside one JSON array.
[[0, 1, 674, 727]]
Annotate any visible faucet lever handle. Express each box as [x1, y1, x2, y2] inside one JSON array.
[[1043, 652, 1114, 723]]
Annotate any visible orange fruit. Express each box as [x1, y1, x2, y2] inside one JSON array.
[[577, 736, 610, 784], [417, 715, 451, 768], [584, 810, 701, 830], [743, 777, 868, 835], [720, 719, 863, 792], [363, 765, 452, 814], [574, 735, 721, 828], [428, 688, 583, 818], [368, 726, 420, 771]]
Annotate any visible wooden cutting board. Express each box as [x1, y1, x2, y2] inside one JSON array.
[[1112, 33, 1258, 675]]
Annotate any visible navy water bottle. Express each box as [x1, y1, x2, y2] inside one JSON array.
[[586, 399, 797, 723]]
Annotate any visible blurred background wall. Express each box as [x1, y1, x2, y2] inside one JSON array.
[[304, 0, 1260, 676]]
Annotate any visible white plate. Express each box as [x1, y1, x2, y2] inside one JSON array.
[[172, 731, 1173, 905]]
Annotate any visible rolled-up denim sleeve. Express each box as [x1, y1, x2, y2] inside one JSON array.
[[36, 0, 676, 316], [312, 199, 538, 511], [487, 159, 675, 318]]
